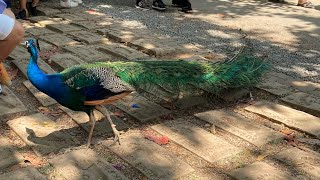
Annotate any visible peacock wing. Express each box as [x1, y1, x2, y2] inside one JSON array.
[[60, 64, 133, 103]]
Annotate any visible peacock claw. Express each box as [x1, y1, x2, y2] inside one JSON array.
[[111, 124, 121, 145]]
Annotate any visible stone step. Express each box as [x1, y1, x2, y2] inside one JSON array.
[[54, 13, 87, 21], [0, 136, 24, 169], [256, 72, 320, 97], [97, 43, 150, 60], [67, 31, 109, 44], [49, 53, 86, 70], [12, 57, 55, 78], [281, 92, 320, 117], [23, 80, 57, 107], [256, 72, 295, 96], [151, 118, 242, 163], [29, 16, 65, 26], [7, 46, 29, 61], [127, 38, 181, 57], [7, 113, 77, 156], [60, 106, 128, 136], [49, 149, 129, 180], [71, 20, 113, 30], [46, 23, 82, 34], [0, 166, 47, 179], [0, 86, 27, 116], [97, 27, 149, 43], [102, 133, 195, 179], [229, 162, 295, 180], [245, 101, 320, 138], [275, 147, 320, 179], [63, 45, 117, 62], [40, 33, 81, 47], [195, 110, 284, 147], [113, 92, 170, 123], [24, 24, 55, 36], [37, 6, 62, 16]]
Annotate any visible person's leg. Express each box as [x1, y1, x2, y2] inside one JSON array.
[[17, 0, 28, 19], [180, 0, 192, 13], [28, 0, 39, 16], [0, 12, 24, 63]]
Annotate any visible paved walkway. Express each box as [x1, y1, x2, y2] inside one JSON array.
[[0, 0, 319, 179]]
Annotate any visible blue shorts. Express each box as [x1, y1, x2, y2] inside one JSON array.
[[4, 0, 11, 8]]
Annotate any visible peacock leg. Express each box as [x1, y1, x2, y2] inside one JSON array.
[[95, 105, 121, 145], [86, 110, 96, 148]]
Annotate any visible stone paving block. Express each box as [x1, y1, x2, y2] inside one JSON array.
[[98, 43, 149, 60], [0, 137, 24, 169], [113, 92, 170, 123], [7, 113, 77, 156], [63, 45, 116, 62], [40, 33, 81, 47], [37, 6, 62, 16], [229, 162, 295, 180], [281, 92, 320, 117], [103, 133, 194, 179], [151, 118, 242, 163], [46, 23, 82, 33], [67, 31, 109, 44], [23, 80, 57, 107], [29, 16, 65, 26], [49, 149, 128, 180], [256, 81, 293, 96], [0, 86, 27, 116], [71, 21, 113, 30], [76, 11, 112, 21], [0, 166, 47, 179], [12, 57, 55, 78], [289, 80, 320, 94], [60, 106, 128, 136], [7, 46, 29, 60], [245, 101, 320, 138], [195, 110, 284, 147], [128, 38, 179, 57], [54, 13, 87, 21], [36, 39, 55, 51], [97, 28, 146, 43], [275, 147, 320, 179], [25, 25, 55, 36], [49, 53, 86, 69]]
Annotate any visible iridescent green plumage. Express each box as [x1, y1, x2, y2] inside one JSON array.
[[61, 54, 268, 97]]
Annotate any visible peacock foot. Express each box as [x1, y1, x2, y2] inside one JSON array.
[[111, 124, 121, 145]]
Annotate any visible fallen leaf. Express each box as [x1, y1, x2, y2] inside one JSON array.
[[280, 129, 294, 135], [114, 111, 124, 117], [144, 134, 169, 145], [256, 154, 268, 161]]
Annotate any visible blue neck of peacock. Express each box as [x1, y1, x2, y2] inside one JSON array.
[[27, 51, 50, 93]]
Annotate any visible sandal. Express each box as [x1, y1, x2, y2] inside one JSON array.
[[16, 9, 27, 20], [297, 1, 314, 8]]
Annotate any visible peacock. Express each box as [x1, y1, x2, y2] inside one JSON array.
[[26, 39, 268, 147]]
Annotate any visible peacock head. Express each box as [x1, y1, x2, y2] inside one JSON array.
[[26, 39, 40, 60]]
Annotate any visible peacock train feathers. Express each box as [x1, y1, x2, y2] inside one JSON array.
[[61, 55, 268, 97]]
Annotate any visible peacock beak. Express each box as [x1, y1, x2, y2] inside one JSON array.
[[0, 63, 12, 86]]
